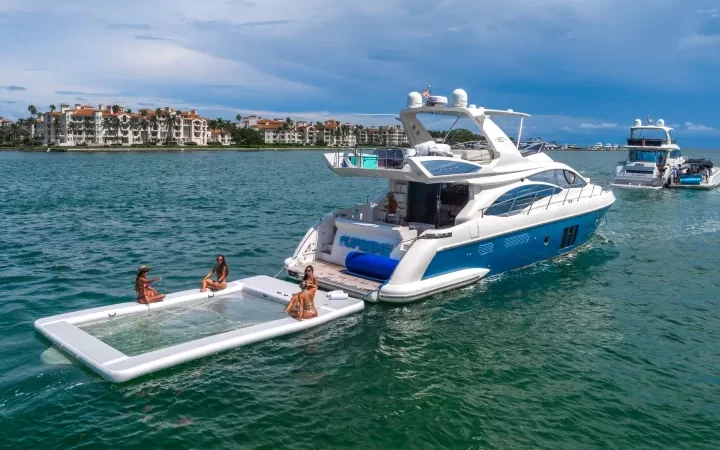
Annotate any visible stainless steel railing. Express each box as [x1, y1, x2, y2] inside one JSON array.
[[480, 182, 612, 218]]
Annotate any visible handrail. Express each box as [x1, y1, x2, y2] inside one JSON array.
[[479, 182, 612, 218]]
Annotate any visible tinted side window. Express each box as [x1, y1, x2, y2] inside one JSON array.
[[527, 169, 586, 188], [485, 184, 561, 216]]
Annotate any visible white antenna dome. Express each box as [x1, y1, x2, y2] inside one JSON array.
[[468, 104, 476, 109], [451, 89, 468, 107], [407, 92, 423, 109], [633, 119, 642, 127], [656, 119, 665, 127]]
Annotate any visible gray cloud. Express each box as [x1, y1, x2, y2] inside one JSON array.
[[104, 22, 152, 31], [2, 85, 27, 91], [134, 35, 173, 41]]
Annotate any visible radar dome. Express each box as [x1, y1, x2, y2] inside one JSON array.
[[451, 89, 468, 107], [633, 119, 642, 127], [656, 119, 665, 127], [407, 92, 422, 109]]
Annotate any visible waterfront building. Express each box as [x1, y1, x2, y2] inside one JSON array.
[[42, 104, 211, 146], [241, 115, 407, 146]]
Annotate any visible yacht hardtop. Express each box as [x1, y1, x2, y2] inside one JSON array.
[[286, 89, 615, 302], [612, 118, 684, 189]]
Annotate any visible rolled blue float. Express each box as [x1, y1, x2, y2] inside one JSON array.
[[680, 174, 702, 185], [345, 251, 399, 281]]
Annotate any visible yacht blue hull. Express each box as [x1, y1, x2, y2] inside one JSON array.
[[423, 207, 610, 279]]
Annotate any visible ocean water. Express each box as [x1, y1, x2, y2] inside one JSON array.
[[1, 150, 719, 449]]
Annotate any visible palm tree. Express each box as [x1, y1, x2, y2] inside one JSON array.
[[49, 104, 56, 113], [84, 119, 94, 144], [52, 116, 61, 143], [126, 108, 133, 114], [140, 110, 149, 143], [150, 115, 161, 144], [235, 114, 242, 123], [112, 105, 120, 114], [155, 108, 163, 116], [102, 117, 112, 144], [67, 121, 77, 144], [166, 114, 178, 144], [27, 105, 37, 118]]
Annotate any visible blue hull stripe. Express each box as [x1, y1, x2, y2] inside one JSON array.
[[422, 207, 610, 279]]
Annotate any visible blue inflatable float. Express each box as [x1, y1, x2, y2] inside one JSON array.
[[345, 252, 399, 281], [680, 174, 702, 185]]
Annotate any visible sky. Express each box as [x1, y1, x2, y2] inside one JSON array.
[[0, 0, 719, 147]]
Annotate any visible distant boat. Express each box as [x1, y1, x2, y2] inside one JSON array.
[[611, 118, 683, 190]]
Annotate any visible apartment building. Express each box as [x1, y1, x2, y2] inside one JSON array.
[[42, 104, 211, 146]]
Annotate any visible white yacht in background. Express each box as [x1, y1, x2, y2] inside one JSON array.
[[611, 118, 684, 189], [592, 142, 603, 150], [285, 89, 615, 303]]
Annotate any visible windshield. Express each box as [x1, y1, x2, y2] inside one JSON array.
[[629, 150, 667, 163]]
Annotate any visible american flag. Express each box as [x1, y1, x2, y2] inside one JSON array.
[[419, 86, 431, 99]]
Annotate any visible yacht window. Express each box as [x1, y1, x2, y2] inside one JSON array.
[[527, 169, 586, 188], [670, 150, 682, 159], [484, 184, 561, 217], [629, 150, 666, 163], [420, 160, 481, 176]]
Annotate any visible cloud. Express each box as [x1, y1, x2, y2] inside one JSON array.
[[2, 85, 26, 91], [134, 35, 173, 41], [678, 33, 720, 48], [697, 8, 720, 18], [104, 22, 151, 30], [684, 121, 717, 132], [579, 122, 619, 129]]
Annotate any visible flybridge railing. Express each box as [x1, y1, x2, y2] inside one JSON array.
[[480, 181, 613, 218]]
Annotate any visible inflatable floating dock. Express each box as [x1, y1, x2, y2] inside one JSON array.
[[35, 276, 364, 383]]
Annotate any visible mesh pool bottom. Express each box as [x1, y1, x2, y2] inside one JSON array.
[[80, 293, 287, 356]]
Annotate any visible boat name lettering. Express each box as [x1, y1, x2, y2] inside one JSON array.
[[339, 236, 393, 256]]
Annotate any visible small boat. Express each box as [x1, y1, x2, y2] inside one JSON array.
[[611, 118, 684, 190], [35, 276, 363, 382], [285, 89, 615, 303], [668, 158, 720, 190]]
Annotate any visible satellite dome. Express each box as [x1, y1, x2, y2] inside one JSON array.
[[468, 104, 476, 109], [451, 89, 468, 107], [407, 92, 422, 109], [633, 119, 642, 127], [656, 119, 665, 127]]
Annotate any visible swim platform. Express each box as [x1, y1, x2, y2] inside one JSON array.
[[35, 276, 364, 383]]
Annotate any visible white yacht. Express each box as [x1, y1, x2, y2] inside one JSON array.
[[284, 89, 615, 303], [611, 118, 684, 189]]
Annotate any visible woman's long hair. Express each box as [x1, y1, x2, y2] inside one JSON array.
[[135, 268, 148, 294], [216, 255, 229, 278]]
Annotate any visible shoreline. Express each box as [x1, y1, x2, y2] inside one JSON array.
[[0, 146, 631, 153], [2, 146, 716, 153]]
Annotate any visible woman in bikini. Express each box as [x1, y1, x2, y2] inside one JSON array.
[[285, 265, 319, 321], [201, 255, 229, 292], [135, 265, 165, 304]]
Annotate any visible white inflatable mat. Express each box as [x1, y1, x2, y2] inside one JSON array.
[[35, 276, 364, 382]]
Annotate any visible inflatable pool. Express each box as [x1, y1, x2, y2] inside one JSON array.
[[35, 276, 363, 383]]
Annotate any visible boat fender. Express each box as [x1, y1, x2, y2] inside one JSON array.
[[327, 290, 349, 300]]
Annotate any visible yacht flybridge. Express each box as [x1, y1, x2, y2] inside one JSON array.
[[285, 89, 616, 303], [612, 118, 684, 189]]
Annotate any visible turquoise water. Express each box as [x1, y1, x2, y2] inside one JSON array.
[[1, 150, 719, 449]]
